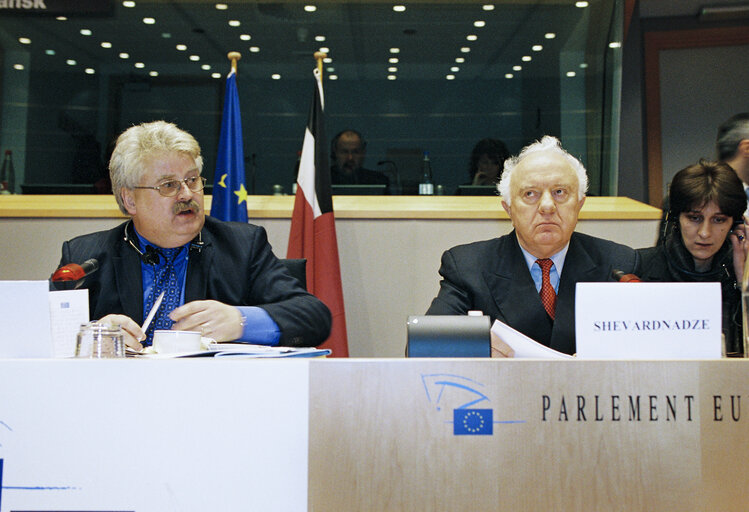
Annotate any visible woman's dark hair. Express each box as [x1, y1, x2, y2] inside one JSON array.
[[468, 138, 510, 180], [669, 159, 746, 222]]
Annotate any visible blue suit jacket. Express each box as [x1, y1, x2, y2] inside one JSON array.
[[59, 216, 331, 347], [426, 231, 639, 355]]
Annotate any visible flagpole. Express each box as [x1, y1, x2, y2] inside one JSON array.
[[313, 51, 325, 77], [228, 51, 241, 74]]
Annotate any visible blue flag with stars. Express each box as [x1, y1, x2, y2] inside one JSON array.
[[211, 68, 248, 222]]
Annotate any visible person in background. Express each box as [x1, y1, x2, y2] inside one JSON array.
[[57, 120, 331, 350], [467, 138, 510, 186], [427, 135, 638, 356], [717, 113, 749, 212], [637, 160, 748, 356], [330, 129, 390, 189]]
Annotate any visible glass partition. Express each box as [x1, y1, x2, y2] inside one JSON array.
[[0, 0, 622, 196]]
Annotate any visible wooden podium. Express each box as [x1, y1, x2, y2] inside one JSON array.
[[309, 359, 749, 511]]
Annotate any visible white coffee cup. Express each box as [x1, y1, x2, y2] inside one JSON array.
[[152, 330, 202, 354]]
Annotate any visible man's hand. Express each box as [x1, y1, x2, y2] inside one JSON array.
[[98, 314, 145, 350], [170, 300, 243, 342]]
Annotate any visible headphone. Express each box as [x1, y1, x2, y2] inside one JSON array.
[[124, 220, 203, 265]]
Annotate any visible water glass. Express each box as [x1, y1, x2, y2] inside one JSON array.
[[76, 322, 125, 358]]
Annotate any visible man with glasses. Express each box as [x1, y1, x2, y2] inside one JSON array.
[[57, 121, 331, 350]]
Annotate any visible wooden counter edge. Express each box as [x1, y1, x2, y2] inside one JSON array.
[[0, 195, 662, 220]]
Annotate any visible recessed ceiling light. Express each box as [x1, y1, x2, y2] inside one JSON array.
[[467, 34, 477, 41], [326, 67, 334, 72], [13, 64, 24, 70], [460, 47, 471, 53], [228, 20, 240, 27], [304, 5, 316, 12], [579, 62, 588, 69], [566, 71, 576, 77], [451, 66, 459, 72], [319, 46, 329, 53], [66, 59, 77, 66], [389, 57, 399, 63], [505, 73, 514, 79], [211, 72, 221, 78], [323, 57, 332, 63], [85, 68, 95, 74], [161, 33, 172, 38], [56, 16, 67, 21], [201, 64, 211, 70], [215, 3, 228, 10], [532, 45, 543, 51], [80, 29, 92, 36], [474, 20, 486, 28], [522, 55, 531, 62], [272, 73, 282, 79], [513, 65, 522, 71], [609, 41, 622, 48], [388, 66, 397, 72], [575, 1, 589, 7], [315, 35, 326, 42], [176, 44, 187, 51], [390, 47, 400, 54], [455, 57, 465, 63], [446, 74, 456, 80], [123, 1, 136, 7], [189, 55, 200, 61], [18, 37, 31, 44], [134, 62, 145, 68], [329, 74, 338, 80], [250, 46, 260, 53], [45, 49, 55, 55], [143, 17, 156, 25], [387, 75, 397, 80], [482, 4, 494, 10], [240, 34, 251, 41], [101, 42, 112, 48], [393, 5, 406, 12], [149, 71, 159, 77], [545, 33, 556, 39], [118, 53, 129, 59]]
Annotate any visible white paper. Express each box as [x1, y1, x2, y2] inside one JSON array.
[[575, 282, 722, 359], [48, 289, 89, 358], [490, 319, 574, 359], [0, 280, 53, 358]]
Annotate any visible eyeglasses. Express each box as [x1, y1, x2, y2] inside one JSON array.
[[134, 176, 206, 197]]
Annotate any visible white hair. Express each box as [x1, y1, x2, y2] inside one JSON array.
[[109, 121, 203, 214], [497, 135, 588, 206]]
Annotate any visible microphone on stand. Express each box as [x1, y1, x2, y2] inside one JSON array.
[[377, 160, 401, 194], [50, 258, 99, 290], [611, 269, 641, 282]]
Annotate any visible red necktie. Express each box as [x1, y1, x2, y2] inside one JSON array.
[[536, 258, 556, 320]]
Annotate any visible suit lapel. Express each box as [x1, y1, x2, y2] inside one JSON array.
[[185, 228, 213, 303], [550, 233, 598, 354], [113, 233, 143, 322], [483, 233, 554, 345]]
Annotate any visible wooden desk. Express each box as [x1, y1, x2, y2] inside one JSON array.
[[0, 358, 745, 511]]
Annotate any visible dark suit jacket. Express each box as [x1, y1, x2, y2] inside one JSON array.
[[426, 231, 639, 355], [59, 216, 331, 347], [331, 166, 390, 187]]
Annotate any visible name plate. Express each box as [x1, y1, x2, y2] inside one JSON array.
[[575, 282, 721, 359]]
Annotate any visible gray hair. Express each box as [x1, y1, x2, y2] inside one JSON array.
[[716, 113, 749, 161], [109, 121, 203, 214], [497, 135, 588, 206]]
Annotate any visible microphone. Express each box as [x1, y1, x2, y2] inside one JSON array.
[[611, 269, 641, 282], [50, 258, 99, 289]]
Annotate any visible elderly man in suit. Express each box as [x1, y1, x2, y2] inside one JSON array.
[[59, 120, 331, 350], [426, 136, 638, 355]]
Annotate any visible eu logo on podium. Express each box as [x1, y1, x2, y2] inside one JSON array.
[[454, 409, 493, 435]]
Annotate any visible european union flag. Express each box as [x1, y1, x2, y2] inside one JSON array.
[[210, 68, 248, 223], [454, 408, 493, 435]]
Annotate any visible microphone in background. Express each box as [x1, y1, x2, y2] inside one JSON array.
[[611, 269, 641, 282], [50, 258, 99, 289], [377, 160, 401, 193]]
